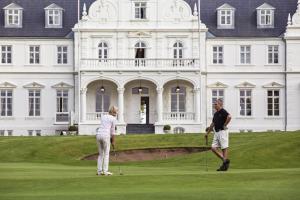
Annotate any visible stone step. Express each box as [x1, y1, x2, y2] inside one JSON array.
[[126, 124, 155, 134]]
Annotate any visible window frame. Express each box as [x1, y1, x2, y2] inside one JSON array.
[[55, 89, 69, 123], [267, 89, 280, 117], [57, 46, 68, 64], [5, 9, 22, 28], [170, 86, 186, 113], [0, 89, 13, 117], [29, 46, 40, 64], [212, 46, 224, 64], [239, 89, 252, 117], [134, 2, 147, 19], [1, 45, 12, 64], [267, 45, 279, 64], [240, 45, 251, 64], [28, 89, 41, 117]]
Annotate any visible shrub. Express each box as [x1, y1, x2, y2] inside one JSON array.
[[163, 125, 171, 131]]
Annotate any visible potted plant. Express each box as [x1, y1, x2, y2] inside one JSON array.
[[163, 125, 171, 134], [68, 125, 78, 136]]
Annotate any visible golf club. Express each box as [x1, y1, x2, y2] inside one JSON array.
[[113, 147, 124, 175], [205, 136, 208, 172]]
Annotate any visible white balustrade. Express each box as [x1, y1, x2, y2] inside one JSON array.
[[86, 112, 108, 121], [80, 58, 199, 70], [163, 112, 195, 121]]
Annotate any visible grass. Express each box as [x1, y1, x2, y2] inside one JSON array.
[[0, 132, 300, 200]]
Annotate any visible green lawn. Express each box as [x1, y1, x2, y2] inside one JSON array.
[[0, 132, 299, 200]]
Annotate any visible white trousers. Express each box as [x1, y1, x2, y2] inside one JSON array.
[[96, 134, 111, 173]]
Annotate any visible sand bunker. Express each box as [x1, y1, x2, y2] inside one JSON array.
[[82, 147, 210, 162]]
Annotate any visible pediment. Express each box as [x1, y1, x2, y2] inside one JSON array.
[[44, 3, 63, 10], [3, 3, 23, 10], [23, 82, 45, 89], [256, 3, 275, 10], [0, 82, 17, 88], [217, 3, 235, 10], [262, 82, 284, 88], [88, 0, 117, 22], [164, 0, 193, 22], [51, 82, 73, 89], [207, 82, 228, 88], [235, 82, 256, 88]]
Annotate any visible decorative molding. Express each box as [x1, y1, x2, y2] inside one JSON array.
[[3, 3, 23, 10], [256, 3, 275, 10], [262, 82, 284, 88], [44, 3, 64, 10], [217, 3, 236, 10], [128, 32, 152, 38], [207, 82, 228, 88], [235, 81, 256, 88], [23, 82, 45, 89], [51, 82, 73, 89], [0, 82, 17, 89]]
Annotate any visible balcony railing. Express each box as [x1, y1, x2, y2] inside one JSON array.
[[86, 112, 109, 121], [56, 112, 69, 123], [81, 58, 199, 70], [163, 112, 195, 121]]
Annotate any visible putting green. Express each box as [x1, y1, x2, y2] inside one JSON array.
[[0, 132, 299, 200]]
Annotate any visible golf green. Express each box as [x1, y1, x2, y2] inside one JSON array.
[[0, 132, 299, 200]]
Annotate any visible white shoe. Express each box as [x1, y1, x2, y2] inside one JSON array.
[[104, 172, 113, 176], [96, 171, 104, 176]]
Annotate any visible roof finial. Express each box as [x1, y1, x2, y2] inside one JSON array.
[[82, 3, 88, 20], [287, 13, 292, 26], [193, 3, 198, 16]]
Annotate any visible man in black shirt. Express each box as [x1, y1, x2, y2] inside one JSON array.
[[205, 99, 232, 171]]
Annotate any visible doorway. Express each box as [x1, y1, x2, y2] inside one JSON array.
[[140, 96, 149, 124]]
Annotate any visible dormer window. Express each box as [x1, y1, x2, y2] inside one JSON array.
[[44, 3, 64, 28], [256, 3, 275, 28], [217, 3, 235, 29], [3, 3, 23, 28], [134, 2, 147, 19]]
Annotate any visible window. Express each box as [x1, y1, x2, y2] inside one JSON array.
[[96, 88, 110, 112], [256, 3, 275, 28], [57, 46, 68, 64], [29, 90, 41, 117], [240, 46, 251, 64], [267, 90, 280, 116], [98, 42, 108, 61], [173, 42, 183, 66], [44, 4, 63, 28], [28, 130, 33, 136], [268, 45, 279, 64], [1, 45, 12, 64], [135, 2, 147, 19], [212, 89, 224, 115], [7, 130, 13, 136], [4, 3, 23, 28], [171, 87, 186, 112], [240, 89, 252, 116], [29, 46, 40, 64], [260, 10, 272, 25], [217, 4, 235, 29], [56, 89, 69, 122], [213, 46, 223, 64], [48, 10, 60, 25], [0, 130, 4, 136], [220, 10, 232, 25], [135, 42, 146, 66], [0, 89, 13, 116]]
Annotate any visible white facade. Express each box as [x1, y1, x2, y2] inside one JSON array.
[[0, 0, 300, 136]]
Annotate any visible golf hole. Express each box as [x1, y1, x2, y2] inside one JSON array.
[[82, 147, 210, 162]]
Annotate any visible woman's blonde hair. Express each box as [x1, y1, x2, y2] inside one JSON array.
[[108, 106, 118, 116]]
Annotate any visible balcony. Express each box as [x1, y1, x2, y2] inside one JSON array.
[[163, 112, 195, 121], [80, 58, 199, 71]]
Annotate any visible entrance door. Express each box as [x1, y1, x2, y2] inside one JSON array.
[[140, 96, 149, 124]]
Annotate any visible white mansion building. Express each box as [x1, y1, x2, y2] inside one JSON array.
[[0, 0, 299, 136]]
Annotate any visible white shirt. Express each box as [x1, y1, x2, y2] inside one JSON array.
[[96, 114, 117, 137]]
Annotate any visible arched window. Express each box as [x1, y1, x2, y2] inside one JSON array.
[[135, 42, 146, 66], [171, 86, 186, 112], [96, 87, 110, 113], [98, 42, 108, 61]]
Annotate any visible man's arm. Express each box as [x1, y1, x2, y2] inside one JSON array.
[[224, 114, 232, 129], [206, 122, 214, 135], [110, 119, 116, 149]]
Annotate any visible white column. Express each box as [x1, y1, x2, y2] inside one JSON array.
[[80, 88, 87, 123], [156, 87, 164, 123], [117, 87, 125, 123], [194, 87, 201, 123]]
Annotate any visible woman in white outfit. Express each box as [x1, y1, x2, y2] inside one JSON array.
[[96, 106, 118, 176]]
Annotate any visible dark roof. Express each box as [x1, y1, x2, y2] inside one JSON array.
[[0, 0, 297, 38]]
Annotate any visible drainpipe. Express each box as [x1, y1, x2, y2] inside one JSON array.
[[284, 38, 288, 132], [77, 0, 82, 134]]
